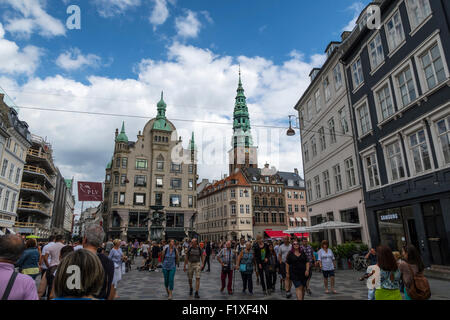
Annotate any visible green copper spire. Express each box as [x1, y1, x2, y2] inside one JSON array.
[[189, 132, 196, 151], [116, 121, 129, 143], [153, 91, 172, 132], [233, 67, 251, 133]]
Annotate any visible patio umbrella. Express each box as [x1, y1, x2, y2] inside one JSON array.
[[307, 221, 361, 232], [26, 235, 40, 239], [283, 226, 312, 234]]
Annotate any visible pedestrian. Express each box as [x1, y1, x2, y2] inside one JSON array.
[[374, 245, 402, 300], [398, 245, 430, 300], [141, 241, 149, 261], [73, 237, 83, 251], [0, 235, 38, 300], [236, 241, 256, 295], [15, 238, 40, 280], [359, 263, 380, 300], [184, 238, 205, 299], [53, 249, 104, 300], [150, 241, 160, 271], [82, 224, 115, 300], [161, 239, 179, 300], [300, 237, 315, 295], [365, 247, 377, 266], [43, 234, 65, 269], [286, 240, 310, 300], [278, 236, 292, 297], [105, 238, 114, 255], [109, 239, 126, 296], [202, 239, 211, 272], [318, 240, 337, 294], [254, 235, 270, 295], [37, 245, 74, 300], [266, 243, 278, 294], [217, 240, 236, 295]]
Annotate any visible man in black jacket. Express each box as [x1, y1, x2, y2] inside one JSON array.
[[253, 235, 270, 295], [202, 239, 211, 272]]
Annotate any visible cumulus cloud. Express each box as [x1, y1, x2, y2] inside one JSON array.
[[0, 22, 43, 75], [342, 2, 365, 32], [56, 48, 102, 71], [149, 0, 170, 30], [0, 0, 66, 37], [175, 10, 202, 39], [92, 0, 141, 18]]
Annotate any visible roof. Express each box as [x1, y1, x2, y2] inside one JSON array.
[[116, 122, 128, 143], [278, 171, 305, 189], [198, 170, 250, 199]]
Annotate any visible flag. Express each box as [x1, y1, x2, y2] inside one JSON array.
[[77, 181, 103, 202]]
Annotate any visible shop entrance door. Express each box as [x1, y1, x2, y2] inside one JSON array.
[[422, 201, 450, 266]]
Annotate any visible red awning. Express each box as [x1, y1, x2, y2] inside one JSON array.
[[294, 233, 310, 238], [264, 230, 310, 239]]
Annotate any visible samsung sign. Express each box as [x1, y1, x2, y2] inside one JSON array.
[[380, 213, 399, 221]]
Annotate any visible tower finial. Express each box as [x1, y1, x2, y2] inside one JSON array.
[[161, 91, 163, 100]]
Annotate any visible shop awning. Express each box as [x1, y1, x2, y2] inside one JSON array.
[[294, 233, 310, 238], [289, 217, 295, 222], [283, 226, 311, 233], [302, 217, 308, 222], [295, 217, 302, 222], [308, 221, 361, 232], [264, 230, 290, 239]]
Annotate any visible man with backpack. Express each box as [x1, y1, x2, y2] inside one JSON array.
[[184, 238, 205, 299]]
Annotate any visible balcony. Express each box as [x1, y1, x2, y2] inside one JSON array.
[[14, 221, 50, 237], [23, 165, 55, 187], [17, 201, 51, 217], [26, 149, 56, 174], [20, 182, 53, 201]]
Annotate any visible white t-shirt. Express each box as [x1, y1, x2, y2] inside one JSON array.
[[318, 248, 335, 271], [47, 242, 65, 267], [141, 244, 149, 253], [41, 241, 55, 269], [279, 243, 292, 263], [74, 245, 83, 251]]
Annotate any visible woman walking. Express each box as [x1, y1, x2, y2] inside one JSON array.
[[399, 245, 429, 300], [318, 240, 336, 294], [254, 235, 270, 295], [16, 239, 40, 280], [109, 239, 126, 297], [375, 245, 402, 300], [236, 241, 256, 295], [161, 239, 179, 300], [266, 243, 278, 294], [286, 241, 310, 300]]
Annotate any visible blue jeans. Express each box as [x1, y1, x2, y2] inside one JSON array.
[[163, 268, 176, 291], [368, 288, 375, 300]]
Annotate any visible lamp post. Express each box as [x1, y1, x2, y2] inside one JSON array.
[[149, 205, 165, 243], [286, 115, 299, 136]]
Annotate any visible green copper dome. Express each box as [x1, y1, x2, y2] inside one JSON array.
[[153, 91, 172, 132], [116, 122, 128, 143], [106, 158, 112, 169]]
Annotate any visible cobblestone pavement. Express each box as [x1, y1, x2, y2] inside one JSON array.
[[115, 256, 450, 300]]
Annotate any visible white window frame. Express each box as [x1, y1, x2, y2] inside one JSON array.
[[360, 147, 381, 190], [373, 79, 396, 124], [311, 135, 317, 158], [333, 164, 343, 192], [323, 170, 331, 196], [367, 32, 385, 73], [314, 175, 321, 199], [351, 56, 364, 91], [333, 63, 343, 91], [354, 97, 373, 139], [384, 9, 406, 56], [303, 142, 309, 163], [315, 89, 322, 113], [413, 34, 449, 94], [405, 0, 432, 35], [402, 122, 435, 176], [319, 127, 326, 151], [328, 117, 337, 144], [344, 157, 357, 188], [323, 76, 331, 102], [339, 107, 349, 134], [381, 136, 408, 183], [391, 60, 420, 110], [428, 104, 450, 169], [307, 99, 313, 121]]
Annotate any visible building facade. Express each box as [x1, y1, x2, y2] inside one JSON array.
[[196, 171, 253, 242], [103, 93, 198, 241], [294, 37, 370, 246], [278, 169, 308, 230], [341, 0, 450, 266], [0, 95, 32, 235]]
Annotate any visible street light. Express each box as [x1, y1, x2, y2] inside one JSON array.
[[286, 115, 299, 137]]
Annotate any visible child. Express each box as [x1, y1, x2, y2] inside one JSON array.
[[360, 264, 380, 300]]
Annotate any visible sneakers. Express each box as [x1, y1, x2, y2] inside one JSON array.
[[286, 291, 292, 299], [189, 288, 193, 296], [195, 291, 200, 299]]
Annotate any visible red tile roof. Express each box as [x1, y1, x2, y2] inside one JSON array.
[[199, 170, 249, 199]]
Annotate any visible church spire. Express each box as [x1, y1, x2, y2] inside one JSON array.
[[233, 67, 251, 134]]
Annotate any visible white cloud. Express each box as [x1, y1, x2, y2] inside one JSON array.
[[310, 53, 327, 67], [342, 2, 365, 32], [56, 48, 102, 71], [149, 0, 169, 30], [92, 0, 141, 18], [1, 0, 66, 37], [0, 22, 42, 75], [175, 10, 202, 39]]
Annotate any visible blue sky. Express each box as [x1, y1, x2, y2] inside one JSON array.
[[0, 0, 370, 212]]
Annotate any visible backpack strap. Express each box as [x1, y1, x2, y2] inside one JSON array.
[[2, 271, 18, 300]]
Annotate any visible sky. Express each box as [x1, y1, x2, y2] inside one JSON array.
[[0, 0, 370, 213]]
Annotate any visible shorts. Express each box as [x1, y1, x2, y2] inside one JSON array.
[[188, 262, 201, 279], [322, 270, 335, 278], [292, 279, 307, 288], [279, 262, 287, 279]]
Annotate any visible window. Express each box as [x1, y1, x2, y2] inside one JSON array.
[[333, 164, 343, 192], [307, 99, 313, 121], [319, 127, 326, 151], [405, 0, 431, 30], [188, 179, 193, 190], [386, 141, 406, 181], [116, 157, 120, 168], [113, 192, 118, 204], [1, 159, 8, 177], [301, 205, 306, 212], [10, 193, 16, 212], [263, 213, 269, 223], [170, 195, 181, 207], [270, 198, 275, 206], [315, 89, 321, 113], [333, 64, 343, 90], [287, 191, 292, 199], [114, 174, 119, 185], [288, 204, 293, 213], [136, 159, 148, 170], [13, 143, 17, 154], [106, 174, 111, 183], [262, 197, 268, 206], [408, 129, 432, 174], [299, 108, 305, 129], [240, 189, 244, 197], [323, 171, 331, 196], [323, 77, 331, 102], [134, 193, 146, 205], [156, 177, 163, 188], [436, 116, 450, 165], [345, 158, 356, 187], [120, 174, 126, 186], [395, 65, 417, 108], [119, 193, 125, 205], [3, 190, 10, 211], [230, 189, 236, 198], [314, 176, 321, 199], [155, 193, 163, 206], [231, 204, 236, 215], [171, 178, 182, 189], [419, 43, 446, 91], [8, 164, 14, 181], [376, 84, 395, 121], [385, 11, 405, 52], [134, 175, 147, 187], [351, 57, 364, 89], [171, 163, 181, 172], [311, 136, 317, 157], [328, 118, 336, 144], [14, 168, 21, 185], [339, 108, 349, 134], [246, 204, 250, 214], [306, 180, 312, 202], [122, 158, 128, 169], [365, 153, 380, 188], [240, 204, 244, 214], [368, 33, 384, 70], [279, 213, 285, 223], [357, 102, 371, 136], [278, 198, 283, 206], [295, 205, 299, 212], [157, 158, 164, 170], [188, 164, 194, 174], [188, 196, 193, 208], [271, 213, 277, 223]]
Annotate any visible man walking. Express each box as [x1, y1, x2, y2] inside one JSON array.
[[300, 237, 315, 295], [217, 241, 236, 295], [278, 236, 292, 298], [184, 239, 205, 299], [39, 235, 55, 279], [202, 239, 211, 272], [43, 235, 65, 268], [150, 242, 160, 271]]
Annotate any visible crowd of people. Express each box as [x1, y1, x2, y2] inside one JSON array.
[[0, 229, 430, 300]]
